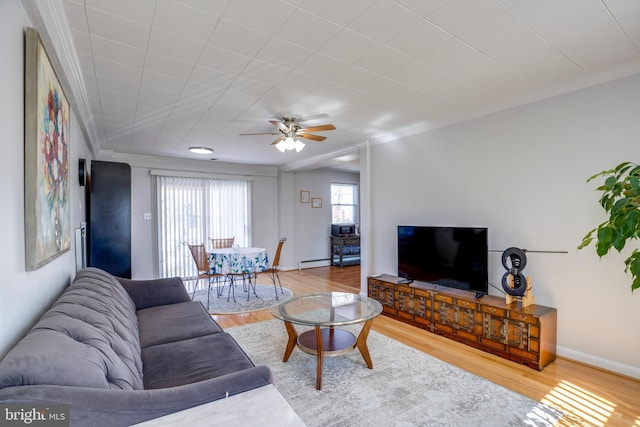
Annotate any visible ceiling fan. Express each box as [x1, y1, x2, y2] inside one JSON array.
[[240, 115, 336, 152]]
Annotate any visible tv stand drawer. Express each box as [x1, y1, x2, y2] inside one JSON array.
[[367, 275, 557, 371]]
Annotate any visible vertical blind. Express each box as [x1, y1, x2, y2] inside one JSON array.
[[156, 175, 250, 279]]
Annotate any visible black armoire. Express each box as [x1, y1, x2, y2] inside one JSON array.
[[88, 160, 132, 278]]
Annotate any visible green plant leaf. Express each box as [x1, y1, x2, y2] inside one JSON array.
[[581, 163, 640, 292], [604, 176, 617, 190]]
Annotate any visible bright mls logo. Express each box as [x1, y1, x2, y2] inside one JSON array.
[[1, 405, 68, 426]]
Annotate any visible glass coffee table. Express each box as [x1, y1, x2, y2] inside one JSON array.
[[269, 292, 383, 390]]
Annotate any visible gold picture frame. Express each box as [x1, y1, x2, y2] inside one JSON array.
[[300, 190, 310, 203], [311, 198, 322, 208], [24, 28, 71, 270]]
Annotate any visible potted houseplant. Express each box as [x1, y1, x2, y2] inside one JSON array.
[[578, 162, 640, 291]]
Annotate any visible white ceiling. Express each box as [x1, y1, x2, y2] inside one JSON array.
[[57, 0, 640, 171]]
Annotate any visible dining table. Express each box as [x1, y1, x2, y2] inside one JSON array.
[[208, 247, 269, 302]]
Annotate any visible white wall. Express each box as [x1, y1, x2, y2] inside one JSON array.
[[292, 170, 360, 268], [368, 73, 640, 378], [103, 154, 281, 279], [0, 1, 92, 358]]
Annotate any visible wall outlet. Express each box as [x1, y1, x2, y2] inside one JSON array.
[[143, 213, 152, 220]]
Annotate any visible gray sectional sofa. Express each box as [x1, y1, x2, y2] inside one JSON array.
[[0, 267, 273, 426]]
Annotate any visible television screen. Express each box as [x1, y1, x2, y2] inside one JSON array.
[[398, 226, 488, 294]]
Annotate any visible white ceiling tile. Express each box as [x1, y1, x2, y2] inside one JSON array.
[[175, 83, 224, 110], [275, 9, 343, 51], [198, 45, 252, 75], [360, 76, 445, 112], [95, 74, 141, 96], [603, 0, 640, 49], [298, 0, 378, 26], [509, 0, 640, 71], [348, 0, 421, 43], [147, 27, 205, 63], [241, 60, 290, 85], [426, 0, 507, 36], [296, 52, 348, 80], [64, 1, 89, 33], [85, 0, 156, 26], [85, 7, 151, 50], [153, 0, 218, 43], [144, 52, 194, 80], [137, 85, 182, 104], [92, 57, 143, 84], [140, 70, 186, 94], [227, 76, 273, 98], [274, 71, 324, 93], [355, 45, 413, 77], [174, 0, 231, 16], [260, 85, 305, 107], [393, 0, 451, 17], [318, 29, 379, 64], [386, 20, 454, 59], [209, 19, 268, 57], [188, 66, 235, 89], [254, 38, 313, 69], [460, 11, 582, 85], [331, 66, 381, 90], [71, 30, 91, 56], [224, 0, 297, 35], [90, 35, 146, 68], [98, 87, 138, 107]]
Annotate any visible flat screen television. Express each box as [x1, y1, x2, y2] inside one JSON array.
[[397, 225, 488, 294]]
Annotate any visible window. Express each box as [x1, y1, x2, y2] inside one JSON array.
[[156, 175, 250, 279], [331, 183, 358, 224]]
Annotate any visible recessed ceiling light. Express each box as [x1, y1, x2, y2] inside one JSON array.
[[189, 146, 214, 155]]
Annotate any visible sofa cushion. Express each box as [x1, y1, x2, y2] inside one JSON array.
[[137, 301, 223, 348], [142, 333, 255, 389], [0, 268, 144, 390]]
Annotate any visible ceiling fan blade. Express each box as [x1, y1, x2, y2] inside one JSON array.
[[270, 136, 285, 145], [301, 124, 335, 133], [239, 132, 281, 136], [269, 120, 287, 131], [299, 133, 326, 142]]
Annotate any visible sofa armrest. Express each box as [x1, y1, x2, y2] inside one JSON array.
[[116, 276, 191, 310], [0, 366, 273, 427]]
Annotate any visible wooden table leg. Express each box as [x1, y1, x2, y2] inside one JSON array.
[[282, 321, 298, 362], [315, 325, 323, 390], [356, 319, 375, 369]]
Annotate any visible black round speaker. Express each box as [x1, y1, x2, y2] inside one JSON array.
[[501, 247, 528, 296]]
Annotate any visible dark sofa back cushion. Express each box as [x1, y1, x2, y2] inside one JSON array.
[[0, 268, 144, 390]]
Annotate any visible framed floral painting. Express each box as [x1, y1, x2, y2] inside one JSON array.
[[24, 28, 71, 270]]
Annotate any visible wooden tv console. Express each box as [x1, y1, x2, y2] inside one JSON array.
[[367, 275, 557, 370]]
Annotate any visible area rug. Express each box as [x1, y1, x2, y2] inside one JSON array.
[[192, 283, 292, 314], [227, 320, 564, 427]]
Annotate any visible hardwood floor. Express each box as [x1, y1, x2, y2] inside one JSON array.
[[212, 266, 640, 427]]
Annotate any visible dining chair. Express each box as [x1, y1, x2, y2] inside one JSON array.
[[258, 237, 286, 299], [185, 242, 225, 309], [209, 237, 235, 249]]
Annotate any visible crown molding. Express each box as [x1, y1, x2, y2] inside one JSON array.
[[21, 0, 99, 158]]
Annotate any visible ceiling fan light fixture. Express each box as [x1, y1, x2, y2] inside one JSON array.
[[275, 136, 305, 153], [293, 139, 305, 152], [189, 146, 214, 155]]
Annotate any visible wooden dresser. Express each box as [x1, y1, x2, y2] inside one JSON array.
[[368, 274, 557, 370]]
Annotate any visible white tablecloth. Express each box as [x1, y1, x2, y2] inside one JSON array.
[[208, 247, 268, 275]]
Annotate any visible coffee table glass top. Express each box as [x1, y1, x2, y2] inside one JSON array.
[[269, 292, 382, 327]]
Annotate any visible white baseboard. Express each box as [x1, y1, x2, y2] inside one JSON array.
[[557, 345, 640, 379], [296, 260, 331, 270]]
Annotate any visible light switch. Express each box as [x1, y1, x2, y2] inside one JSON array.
[[144, 213, 152, 220]]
